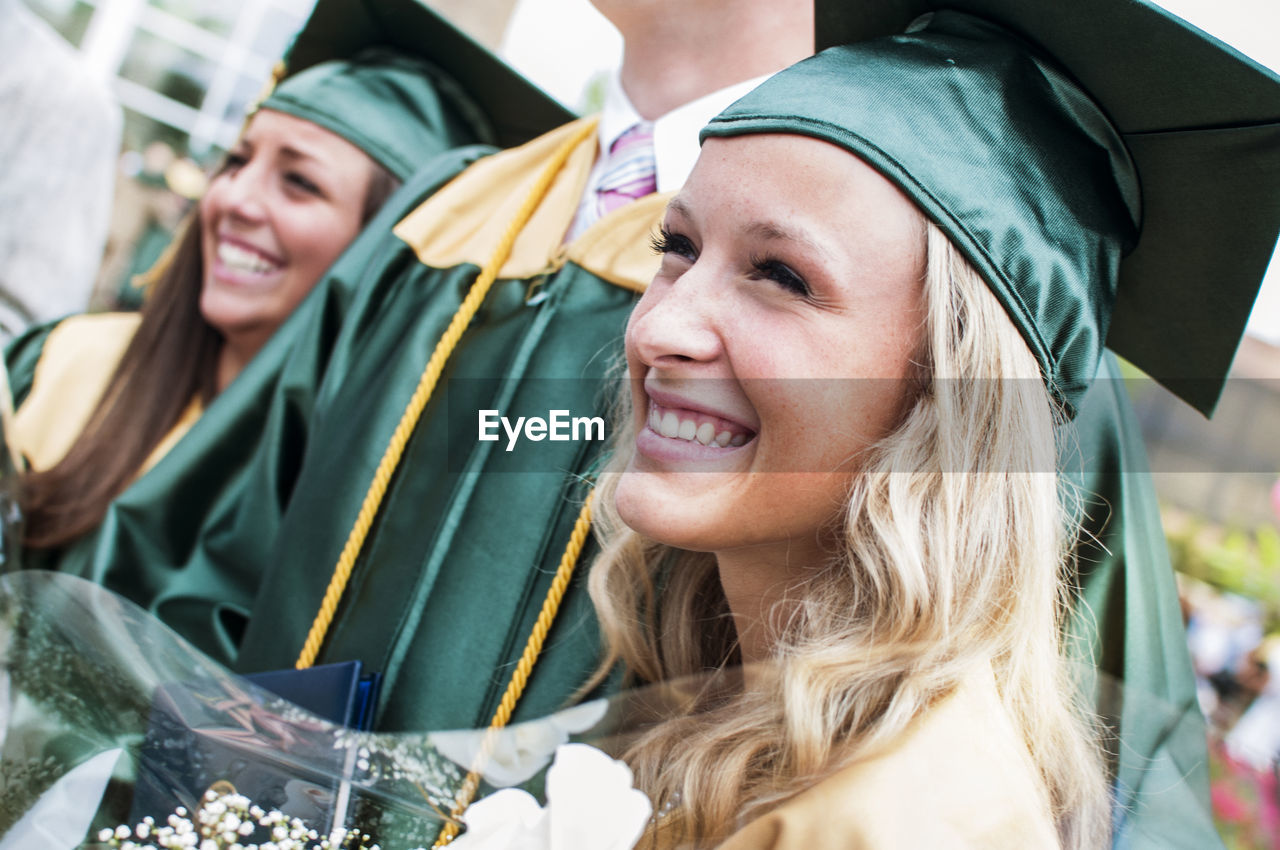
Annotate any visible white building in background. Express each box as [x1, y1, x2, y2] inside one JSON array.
[[26, 0, 317, 158], [21, 0, 624, 160]]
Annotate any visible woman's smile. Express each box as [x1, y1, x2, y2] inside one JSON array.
[[646, 402, 751, 447], [198, 109, 375, 358], [615, 132, 926, 562], [636, 382, 759, 465], [209, 234, 286, 287]]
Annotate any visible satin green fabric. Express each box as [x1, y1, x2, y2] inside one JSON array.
[[1066, 355, 1218, 847], [279, 0, 572, 151], [261, 47, 494, 181], [703, 11, 1138, 416], [5, 148, 490, 664], [5, 140, 1213, 849], [806, 0, 1280, 419]]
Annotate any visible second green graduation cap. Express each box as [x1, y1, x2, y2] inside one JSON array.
[[276, 0, 574, 152]]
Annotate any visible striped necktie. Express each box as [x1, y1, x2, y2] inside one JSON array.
[[596, 121, 657, 215], [567, 121, 657, 241]]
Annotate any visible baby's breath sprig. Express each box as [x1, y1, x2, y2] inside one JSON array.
[[97, 787, 421, 850]]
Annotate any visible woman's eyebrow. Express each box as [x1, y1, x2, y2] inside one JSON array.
[[744, 219, 835, 265], [666, 196, 694, 221], [275, 144, 324, 165]]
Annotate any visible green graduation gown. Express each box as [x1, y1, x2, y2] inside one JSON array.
[[4, 143, 495, 664], [232, 117, 652, 732], [5, 117, 1216, 846], [1067, 357, 1219, 847]]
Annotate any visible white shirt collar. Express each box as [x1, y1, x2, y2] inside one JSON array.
[[596, 72, 775, 193]]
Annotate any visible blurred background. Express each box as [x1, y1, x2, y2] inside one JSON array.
[[19, 0, 621, 310], [13, 0, 1280, 844]]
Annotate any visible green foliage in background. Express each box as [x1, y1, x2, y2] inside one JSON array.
[[1166, 507, 1280, 631]]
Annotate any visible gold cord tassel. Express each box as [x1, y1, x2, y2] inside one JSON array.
[[432, 491, 594, 847], [294, 119, 595, 670]]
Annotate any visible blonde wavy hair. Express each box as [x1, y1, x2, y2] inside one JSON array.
[[586, 221, 1110, 848]]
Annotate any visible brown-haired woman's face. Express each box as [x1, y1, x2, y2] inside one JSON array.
[[198, 109, 375, 353], [616, 134, 926, 566]]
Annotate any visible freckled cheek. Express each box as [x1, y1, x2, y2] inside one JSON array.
[[720, 330, 786, 381], [753, 379, 897, 472], [621, 321, 646, 396]]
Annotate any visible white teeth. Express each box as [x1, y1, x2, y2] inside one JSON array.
[[218, 241, 278, 274], [649, 404, 749, 448]]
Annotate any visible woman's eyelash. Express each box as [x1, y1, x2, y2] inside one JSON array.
[[749, 255, 810, 297], [286, 173, 321, 195], [651, 227, 696, 260], [217, 152, 248, 174], [213, 154, 321, 197], [651, 228, 809, 297]]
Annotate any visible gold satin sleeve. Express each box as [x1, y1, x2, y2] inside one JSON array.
[[393, 114, 668, 294], [12, 312, 202, 474], [646, 664, 1060, 850]]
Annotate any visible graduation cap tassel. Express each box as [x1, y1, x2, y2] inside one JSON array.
[[293, 120, 598, 672]]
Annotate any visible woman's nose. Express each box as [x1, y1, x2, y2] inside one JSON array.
[[627, 273, 724, 367], [213, 165, 269, 223]]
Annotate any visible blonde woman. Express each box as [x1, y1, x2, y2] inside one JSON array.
[[580, 4, 1280, 848]]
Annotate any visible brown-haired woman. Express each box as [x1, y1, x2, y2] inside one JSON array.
[[9, 50, 487, 559]]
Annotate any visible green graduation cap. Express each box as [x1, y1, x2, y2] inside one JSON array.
[[704, 0, 1280, 416], [274, 0, 574, 153], [260, 47, 489, 182]]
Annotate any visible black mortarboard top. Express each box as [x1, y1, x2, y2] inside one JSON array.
[[705, 0, 1280, 416], [277, 0, 574, 152]]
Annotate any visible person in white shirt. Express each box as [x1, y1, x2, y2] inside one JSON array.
[[0, 0, 121, 342]]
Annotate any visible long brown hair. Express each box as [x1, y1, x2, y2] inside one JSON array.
[[21, 160, 398, 549]]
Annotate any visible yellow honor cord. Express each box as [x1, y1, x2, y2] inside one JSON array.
[[432, 491, 594, 847], [291, 124, 602, 844], [295, 120, 596, 672]]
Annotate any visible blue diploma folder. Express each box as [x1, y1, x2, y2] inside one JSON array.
[[245, 660, 382, 730], [129, 662, 382, 825]]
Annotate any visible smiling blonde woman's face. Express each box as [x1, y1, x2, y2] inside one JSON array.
[[616, 134, 927, 567]]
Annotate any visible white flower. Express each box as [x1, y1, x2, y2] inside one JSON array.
[[448, 744, 651, 850], [429, 700, 609, 787]]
